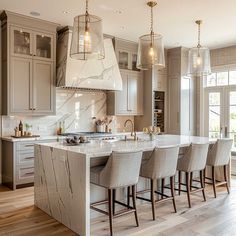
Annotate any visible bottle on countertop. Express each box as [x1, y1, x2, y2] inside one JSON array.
[[62, 121, 65, 134], [57, 122, 62, 135], [19, 120, 23, 136]]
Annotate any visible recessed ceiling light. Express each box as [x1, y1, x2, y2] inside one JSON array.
[[114, 10, 123, 14], [63, 11, 69, 14], [30, 11, 40, 17]]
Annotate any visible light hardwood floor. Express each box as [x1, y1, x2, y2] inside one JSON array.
[[0, 180, 236, 236]]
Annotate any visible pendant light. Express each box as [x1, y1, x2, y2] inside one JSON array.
[[137, 1, 165, 70], [188, 20, 211, 76], [70, 0, 105, 60]]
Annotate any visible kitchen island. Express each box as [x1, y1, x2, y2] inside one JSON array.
[[34, 134, 218, 236]]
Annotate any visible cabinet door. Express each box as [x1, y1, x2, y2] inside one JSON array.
[[128, 73, 138, 114], [116, 71, 128, 114], [33, 60, 54, 114], [137, 73, 143, 115], [117, 50, 129, 70], [10, 57, 32, 114], [10, 26, 33, 58], [168, 77, 180, 134], [34, 32, 53, 61]]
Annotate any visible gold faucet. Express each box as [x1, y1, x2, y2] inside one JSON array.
[[124, 119, 137, 140]]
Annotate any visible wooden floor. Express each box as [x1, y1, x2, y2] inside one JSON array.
[[1, 180, 236, 236]]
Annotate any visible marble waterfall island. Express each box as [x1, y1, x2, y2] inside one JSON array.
[[35, 134, 219, 236]]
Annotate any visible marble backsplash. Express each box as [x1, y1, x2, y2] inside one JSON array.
[[1, 89, 133, 137]]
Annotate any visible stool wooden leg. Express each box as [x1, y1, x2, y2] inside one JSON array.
[[200, 170, 206, 202], [127, 186, 130, 209], [190, 172, 193, 191], [108, 189, 113, 236], [203, 168, 206, 188], [161, 178, 165, 199], [151, 179, 156, 220], [132, 185, 139, 227], [178, 171, 182, 195], [186, 172, 191, 208], [112, 189, 116, 215], [212, 166, 217, 198], [170, 176, 177, 213], [224, 165, 230, 194]]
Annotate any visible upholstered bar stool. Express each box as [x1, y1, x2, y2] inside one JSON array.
[[137, 146, 179, 220], [177, 143, 209, 208], [90, 150, 143, 236], [205, 139, 233, 198]]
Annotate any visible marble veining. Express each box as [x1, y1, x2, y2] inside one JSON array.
[[1, 89, 133, 137], [57, 30, 122, 90], [34, 134, 214, 236]]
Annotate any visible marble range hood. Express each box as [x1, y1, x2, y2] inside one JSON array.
[[56, 26, 122, 91]]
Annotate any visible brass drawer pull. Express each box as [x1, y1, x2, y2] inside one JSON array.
[[25, 157, 34, 160], [25, 144, 34, 147], [23, 172, 34, 176]]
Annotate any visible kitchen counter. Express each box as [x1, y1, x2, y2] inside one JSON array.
[[40, 134, 212, 158], [34, 134, 218, 236], [1, 132, 137, 142]]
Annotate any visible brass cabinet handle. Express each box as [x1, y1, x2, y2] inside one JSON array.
[[25, 144, 34, 147], [25, 157, 34, 160], [24, 172, 34, 176]]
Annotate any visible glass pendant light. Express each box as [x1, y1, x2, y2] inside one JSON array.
[[137, 1, 165, 70], [188, 20, 211, 76], [70, 0, 105, 60]]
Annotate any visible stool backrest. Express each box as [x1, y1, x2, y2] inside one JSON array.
[[141, 145, 179, 179], [100, 150, 143, 189], [180, 143, 209, 172], [207, 139, 233, 166]]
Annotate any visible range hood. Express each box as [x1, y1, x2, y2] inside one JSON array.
[[56, 27, 122, 90]]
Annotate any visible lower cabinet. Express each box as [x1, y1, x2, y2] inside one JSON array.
[[2, 139, 57, 190], [107, 70, 143, 115]]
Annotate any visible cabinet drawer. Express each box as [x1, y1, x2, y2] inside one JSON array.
[[16, 152, 34, 165], [16, 142, 35, 152], [16, 166, 34, 184]]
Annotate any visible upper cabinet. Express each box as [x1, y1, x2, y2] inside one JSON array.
[[107, 38, 143, 116], [1, 11, 58, 116], [107, 70, 143, 116], [11, 26, 54, 60], [115, 38, 140, 71]]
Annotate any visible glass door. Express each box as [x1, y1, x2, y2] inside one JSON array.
[[11, 26, 32, 57], [205, 88, 224, 139], [205, 86, 236, 149], [35, 33, 53, 60], [225, 87, 236, 149]]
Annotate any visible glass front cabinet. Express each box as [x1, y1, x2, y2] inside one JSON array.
[[11, 26, 53, 61]]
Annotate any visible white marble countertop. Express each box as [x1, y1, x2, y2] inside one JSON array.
[[39, 134, 213, 158], [1, 132, 136, 142]]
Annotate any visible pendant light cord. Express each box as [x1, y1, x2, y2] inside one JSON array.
[[86, 0, 89, 14], [150, 4, 154, 34], [197, 21, 201, 48]]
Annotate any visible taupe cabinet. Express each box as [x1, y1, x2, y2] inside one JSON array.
[[107, 38, 143, 116], [0, 11, 57, 115], [2, 138, 58, 190], [167, 47, 196, 135], [107, 70, 143, 115]]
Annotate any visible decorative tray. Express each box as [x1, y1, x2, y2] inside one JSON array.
[[11, 135, 40, 138], [63, 141, 90, 146]]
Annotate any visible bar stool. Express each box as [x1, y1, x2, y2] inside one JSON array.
[[177, 143, 209, 208], [137, 146, 179, 220], [90, 150, 143, 236], [205, 139, 233, 198]]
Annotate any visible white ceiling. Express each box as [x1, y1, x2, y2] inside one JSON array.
[[0, 0, 236, 49]]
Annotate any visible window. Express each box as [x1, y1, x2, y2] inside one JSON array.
[[206, 70, 236, 87]]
